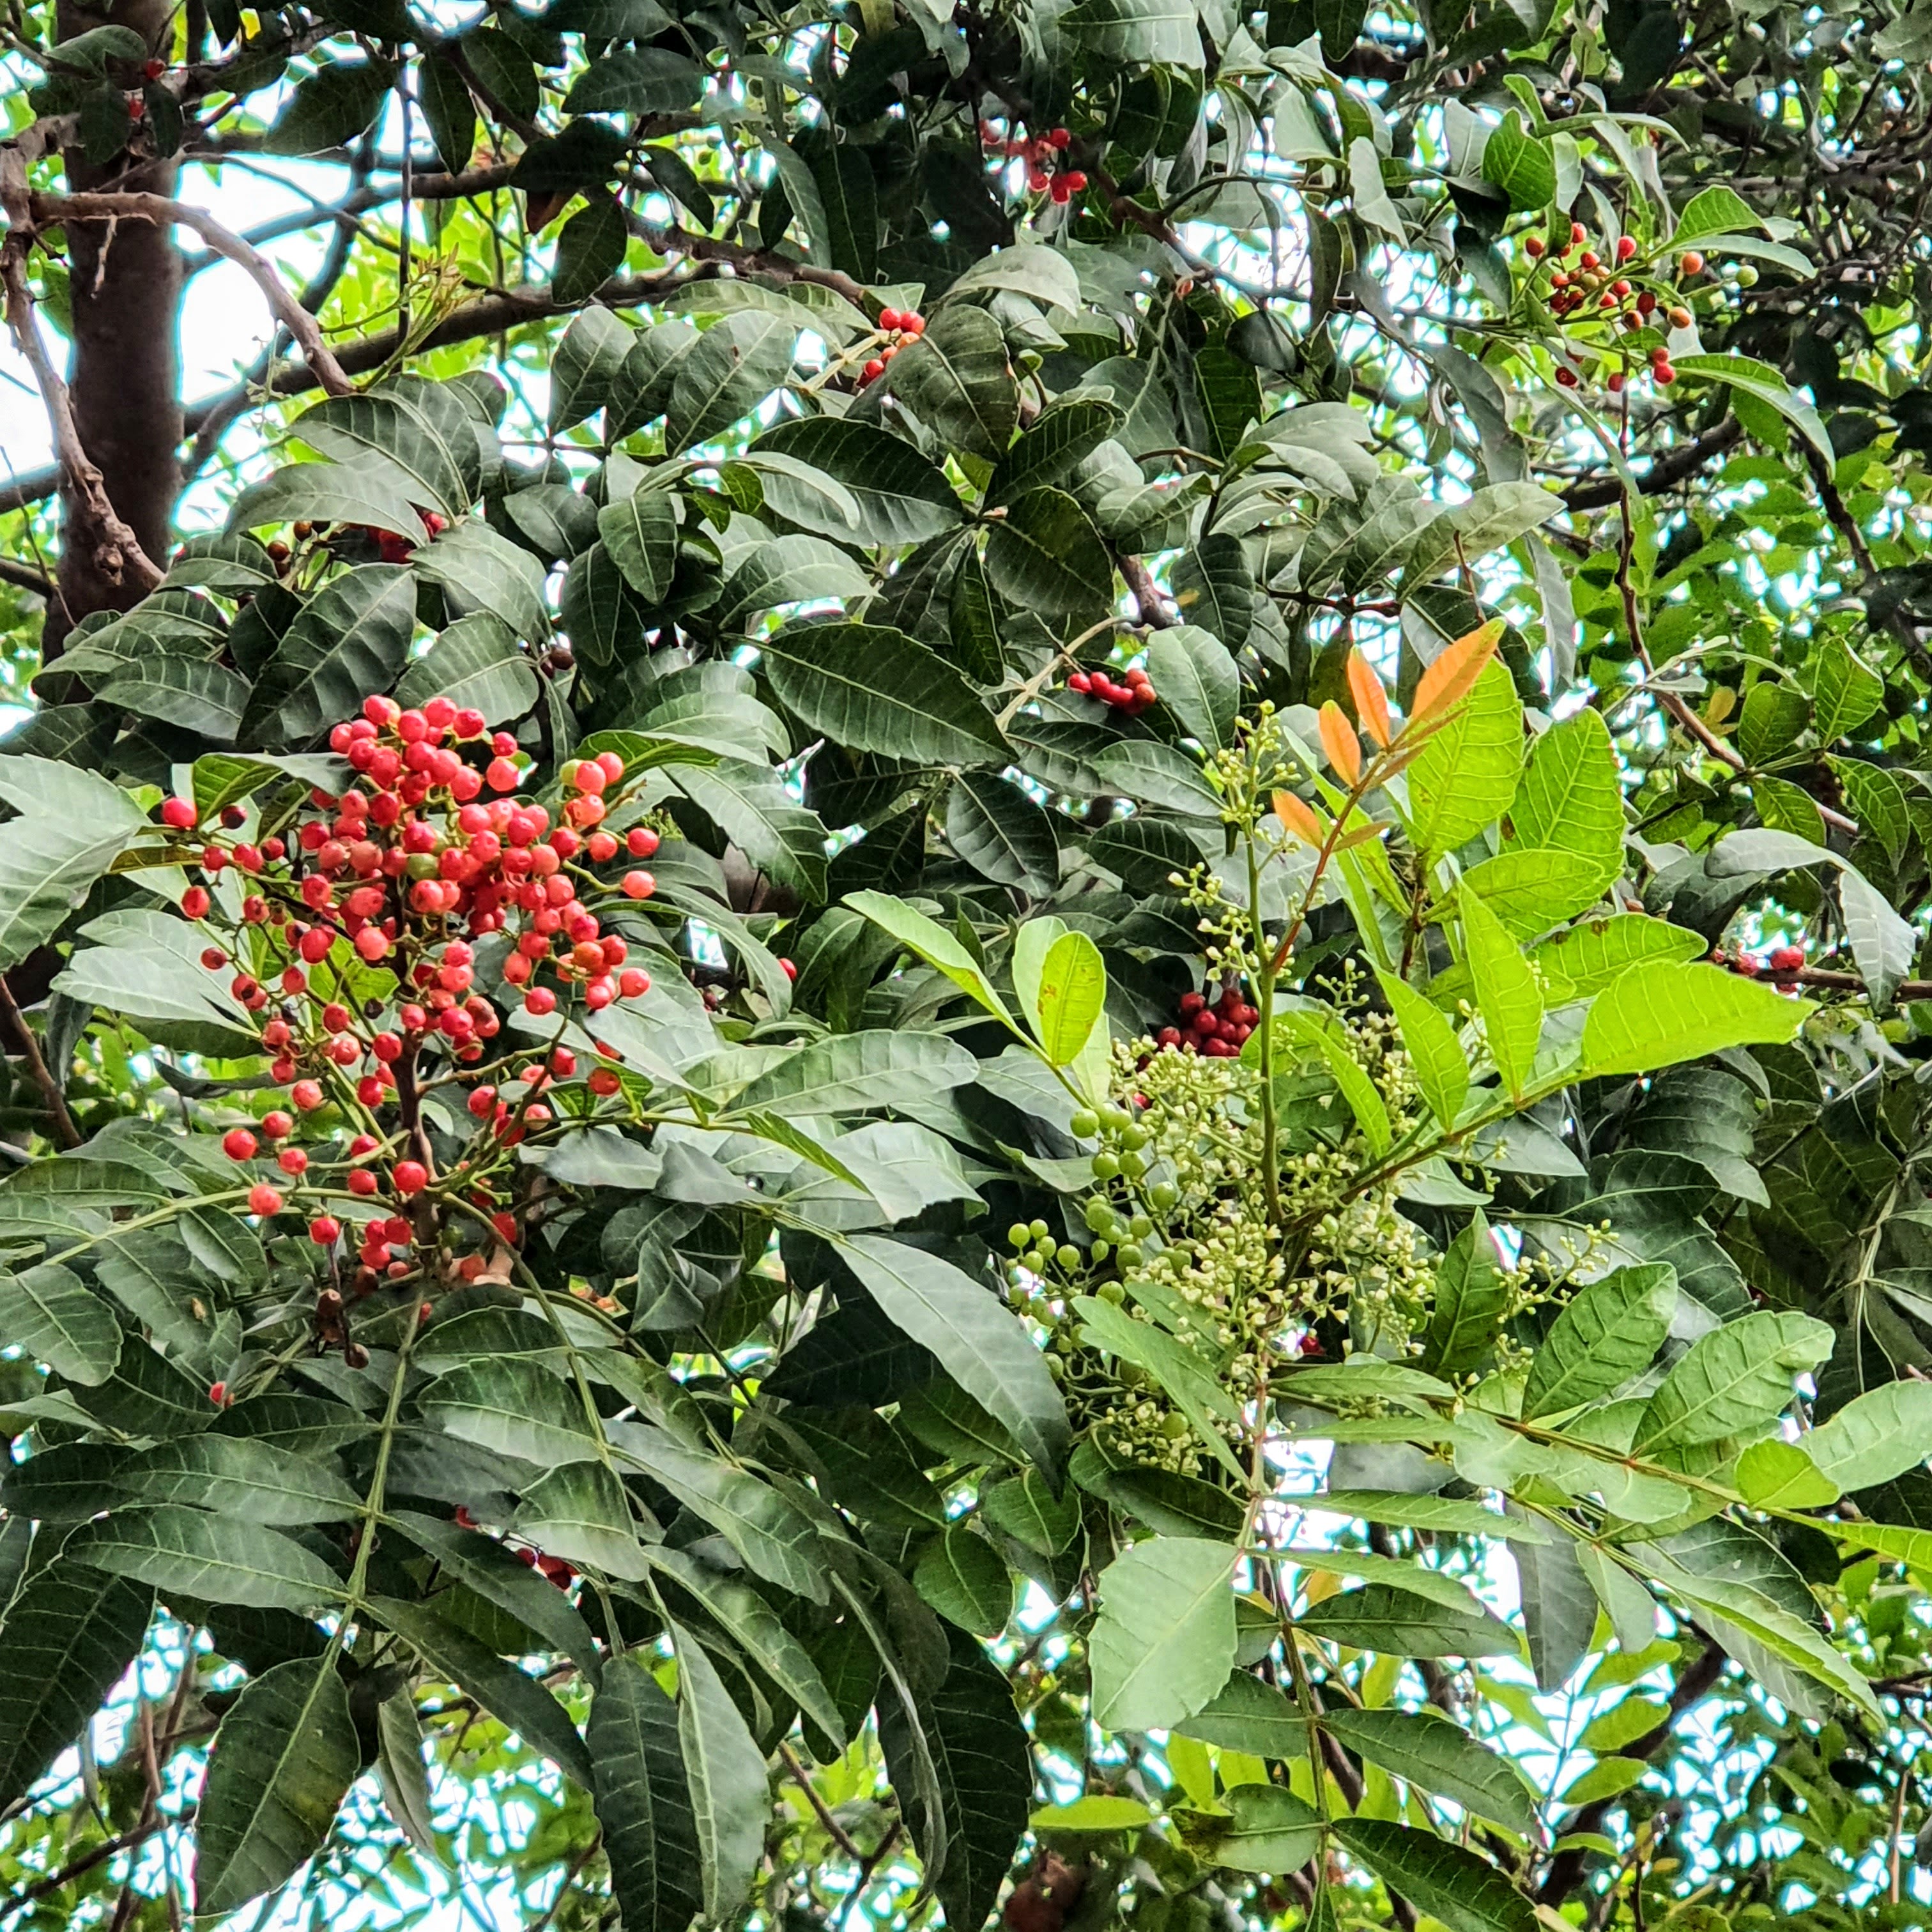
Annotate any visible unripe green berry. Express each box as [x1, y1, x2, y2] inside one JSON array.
[[1121, 1123, 1149, 1151], [1091, 1152, 1120, 1181], [1117, 1243, 1143, 1269], [1161, 1412, 1190, 1440], [1069, 1108, 1100, 1138], [1056, 1243, 1080, 1269], [1129, 1214, 1153, 1240], [1097, 1278, 1126, 1304], [1150, 1181, 1179, 1210], [1008, 1223, 1031, 1249], [1029, 1218, 1050, 1241], [1118, 1150, 1146, 1179], [1092, 1239, 1111, 1262]]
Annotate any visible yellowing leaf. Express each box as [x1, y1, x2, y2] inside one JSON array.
[[1580, 960, 1811, 1078]]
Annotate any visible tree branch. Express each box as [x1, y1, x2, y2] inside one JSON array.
[[0, 972, 82, 1149], [31, 191, 355, 397], [1562, 418, 1743, 512], [1534, 1634, 1729, 1905], [0, 246, 163, 597]]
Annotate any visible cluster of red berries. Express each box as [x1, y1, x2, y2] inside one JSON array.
[[1527, 224, 1706, 391], [151, 690, 671, 1316], [1068, 664, 1156, 713], [1726, 944, 1807, 979], [455, 1505, 577, 1590], [977, 119, 1088, 203], [1154, 986, 1258, 1058], [858, 307, 928, 386]]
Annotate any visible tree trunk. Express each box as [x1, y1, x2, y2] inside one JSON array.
[[45, 0, 183, 655]]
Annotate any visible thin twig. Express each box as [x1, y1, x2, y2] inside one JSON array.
[[0, 970, 82, 1149], [779, 1742, 862, 1862], [32, 191, 355, 396], [0, 247, 163, 596]]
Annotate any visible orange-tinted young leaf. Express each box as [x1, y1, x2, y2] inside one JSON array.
[[1347, 650, 1393, 749], [1273, 790, 1327, 847], [1411, 618, 1506, 727], [1317, 701, 1363, 786]]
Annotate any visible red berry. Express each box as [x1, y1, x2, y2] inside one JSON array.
[[291, 1079, 325, 1111], [309, 1216, 341, 1245], [1068, 671, 1092, 693], [622, 870, 656, 900], [1615, 235, 1637, 262], [208, 1380, 227, 1405], [1653, 362, 1676, 385], [348, 1168, 378, 1196], [261, 1110, 293, 1139], [618, 968, 651, 997], [201, 946, 227, 970], [625, 826, 660, 858], [778, 958, 798, 982], [1524, 234, 1545, 257], [247, 1183, 284, 1216], [182, 885, 211, 920], [393, 1160, 428, 1195], [861, 358, 885, 382], [1570, 222, 1586, 245], [525, 986, 557, 1016], [279, 1147, 309, 1176], [1063, 171, 1087, 193], [878, 307, 901, 330], [222, 1128, 257, 1161]]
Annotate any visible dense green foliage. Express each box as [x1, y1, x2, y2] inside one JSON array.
[[6, 0, 1932, 1924]]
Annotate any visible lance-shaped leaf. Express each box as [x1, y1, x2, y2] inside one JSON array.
[[1521, 1263, 1677, 1420], [669, 1623, 769, 1921], [0, 1567, 153, 1811], [1090, 1537, 1237, 1730], [837, 1235, 1070, 1478], [0, 757, 145, 973], [62, 1508, 343, 1611], [758, 622, 1008, 767], [1331, 1818, 1537, 1932], [1322, 1706, 1539, 1839], [194, 1657, 360, 1917], [1632, 1308, 1834, 1453], [588, 1652, 703, 1932]]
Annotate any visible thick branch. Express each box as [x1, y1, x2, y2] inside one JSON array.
[[1562, 419, 1742, 512], [0, 247, 162, 597], [33, 190, 355, 396]]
